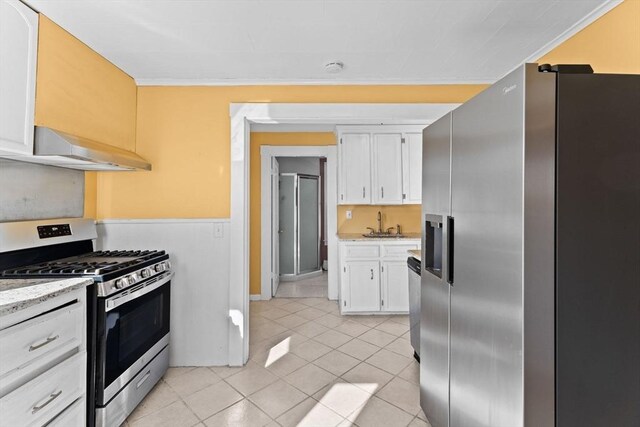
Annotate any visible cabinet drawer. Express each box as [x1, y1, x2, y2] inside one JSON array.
[[0, 300, 83, 378], [47, 396, 85, 427], [343, 244, 380, 259], [381, 244, 419, 258], [0, 351, 85, 426]]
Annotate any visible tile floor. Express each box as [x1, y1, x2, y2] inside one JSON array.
[[275, 272, 328, 298], [124, 296, 431, 427]]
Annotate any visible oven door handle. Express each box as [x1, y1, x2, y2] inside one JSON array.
[[106, 272, 173, 312]]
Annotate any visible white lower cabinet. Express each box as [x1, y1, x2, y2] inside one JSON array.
[[0, 287, 87, 426], [339, 240, 418, 314]]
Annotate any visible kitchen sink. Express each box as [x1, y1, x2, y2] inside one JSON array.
[[362, 233, 407, 238]]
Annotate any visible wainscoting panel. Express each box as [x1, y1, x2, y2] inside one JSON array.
[[96, 219, 230, 366]]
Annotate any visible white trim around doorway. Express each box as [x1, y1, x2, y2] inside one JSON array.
[[229, 103, 460, 366], [260, 145, 338, 302]]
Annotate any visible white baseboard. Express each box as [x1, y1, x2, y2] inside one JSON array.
[[250, 294, 262, 301]]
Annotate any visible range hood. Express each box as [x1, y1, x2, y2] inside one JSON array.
[[32, 127, 151, 171]]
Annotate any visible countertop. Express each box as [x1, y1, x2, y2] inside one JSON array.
[[337, 233, 421, 241], [0, 277, 93, 316], [408, 249, 421, 261]]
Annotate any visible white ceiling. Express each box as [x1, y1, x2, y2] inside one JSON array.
[[25, 0, 617, 85]]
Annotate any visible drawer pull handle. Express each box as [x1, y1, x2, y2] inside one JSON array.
[[29, 335, 59, 352], [32, 390, 62, 414], [136, 370, 152, 389], [370, 269, 374, 280]]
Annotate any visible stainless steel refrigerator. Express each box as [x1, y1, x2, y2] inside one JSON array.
[[420, 63, 639, 427]]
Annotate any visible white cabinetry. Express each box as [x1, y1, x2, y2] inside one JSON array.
[[338, 132, 371, 204], [337, 126, 425, 205], [0, 287, 87, 427], [0, 0, 38, 156], [402, 132, 423, 204], [339, 240, 419, 314]]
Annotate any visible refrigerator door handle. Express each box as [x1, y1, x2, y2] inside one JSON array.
[[447, 216, 454, 285]]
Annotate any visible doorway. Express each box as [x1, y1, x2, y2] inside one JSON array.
[[274, 157, 327, 297]]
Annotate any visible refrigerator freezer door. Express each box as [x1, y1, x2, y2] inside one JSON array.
[[449, 66, 525, 427], [420, 113, 452, 427]]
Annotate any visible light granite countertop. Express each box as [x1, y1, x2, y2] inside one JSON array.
[[337, 232, 421, 241], [0, 277, 93, 316], [408, 249, 421, 261]]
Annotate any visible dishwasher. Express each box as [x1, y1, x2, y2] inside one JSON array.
[[407, 255, 421, 362]]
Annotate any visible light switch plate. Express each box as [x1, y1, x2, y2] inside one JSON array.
[[346, 210, 352, 219]]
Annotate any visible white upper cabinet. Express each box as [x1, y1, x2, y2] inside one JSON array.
[[402, 132, 423, 204], [339, 132, 371, 204], [372, 133, 403, 205], [0, 0, 38, 156], [337, 126, 425, 206]]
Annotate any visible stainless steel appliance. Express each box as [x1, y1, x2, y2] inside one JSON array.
[[0, 218, 172, 427], [420, 63, 640, 427], [407, 255, 421, 361]]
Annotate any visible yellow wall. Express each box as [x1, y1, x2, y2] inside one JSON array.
[[96, 84, 485, 220], [337, 205, 422, 234], [34, 15, 138, 218], [538, 0, 640, 74]]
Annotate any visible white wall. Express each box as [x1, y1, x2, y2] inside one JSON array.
[[96, 219, 230, 367]]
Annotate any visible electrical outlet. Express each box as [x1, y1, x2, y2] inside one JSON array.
[[346, 210, 352, 219]]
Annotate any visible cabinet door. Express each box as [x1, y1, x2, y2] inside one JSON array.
[[343, 260, 380, 312], [381, 260, 410, 312], [402, 132, 423, 204], [339, 133, 371, 204], [372, 133, 403, 204], [0, 0, 38, 155]]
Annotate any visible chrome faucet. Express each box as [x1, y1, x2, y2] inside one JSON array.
[[377, 211, 383, 234]]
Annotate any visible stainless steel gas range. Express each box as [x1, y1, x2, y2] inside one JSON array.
[[0, 218, 172, 427]]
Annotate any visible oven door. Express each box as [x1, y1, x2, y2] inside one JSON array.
[[96, 272, 171, 405]]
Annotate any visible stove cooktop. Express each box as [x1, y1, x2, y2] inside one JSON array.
[[1, 250, 169, 283]]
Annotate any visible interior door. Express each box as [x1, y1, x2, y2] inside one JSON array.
[[271, 158, 280, 296], [372, 133, 403, 204]]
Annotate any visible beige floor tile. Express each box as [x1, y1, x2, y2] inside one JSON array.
[[376, 377, 421, 415], [399, 331, 411, 341], [347, 315, 389, 328], [366, 349, 412, 376], [313, 380, 374, 418], [203, 399, 272, 427], [269, 298, 299, 308], [387, 315, 410, 326], [280, 301, 308, 313], [285, 364, 337, 395], [129, 400, 199, 427], [315, 300, 340, 313], [248, 380, 307, 418], [254, 350, 309, 377], [334, 320, 370, 338], [276, 397, 344, 427], [260, 307, 292, 320], [183, 381, 243, 420], [127, 381, 179, 421], [250, 331, 308, 357], [398, 360, 420, 385], [225, 361, 279, 396], [162, 367, 196, 380], [408, 417, 432, 427], [164, 367, 221, 398], [313, 330, 353, 348], [290, 338, 333, 361], [358, 329, 397, 347], [337, 338, 380, 361], [315, 313, 345, 328], [385, 337, 415, 358], [348, 396, 414, 427], [274, 313, 309, 329], [209, 365, 245, 379], [374, 320, 410, 337], [251, 320, 290, 342], [416, 408, 427, 420], [313, 350, 360, 377], [341, 363, 393, 392], [297, 306, 328, 320], [293, 320, 330, 338], [300, 297, 329, 307]]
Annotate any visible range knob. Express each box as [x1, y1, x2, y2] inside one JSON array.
[[126, 275, 136, 285], [154, 263, 165, 273], [115, 278, 126, 289], [140, 268, 151, 278]]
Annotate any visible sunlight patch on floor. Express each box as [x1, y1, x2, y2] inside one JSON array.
[[264, 336, 290, 367], [312, 382, 378, 423]]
